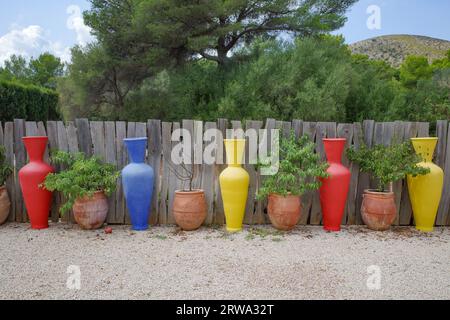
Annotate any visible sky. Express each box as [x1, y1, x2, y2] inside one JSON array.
[[0, 0, 450, 65]]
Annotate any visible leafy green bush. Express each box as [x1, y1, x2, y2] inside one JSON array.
[[0, 80, 60, 121], [347, 142, 430, 192], [43, 151, 120, 214], [258, 134, 329, 199], [0, 146, 12, 186]]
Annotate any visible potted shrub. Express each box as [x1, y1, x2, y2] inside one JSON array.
[[347, 142, 430, 231], [258, 134, 329, 231], [0, 146, 13, 225], [43, 151, 120, 230], [170, 160, 207, 231]]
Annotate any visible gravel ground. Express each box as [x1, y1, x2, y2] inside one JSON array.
[[0, 223, 449, 300]]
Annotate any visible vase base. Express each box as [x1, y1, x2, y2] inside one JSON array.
[[226, 227, 242, 233], [324, 226, 341, 232], [416, 226, 434, 233], [132, 225, 149, 231], [31, 225, 49, 230]]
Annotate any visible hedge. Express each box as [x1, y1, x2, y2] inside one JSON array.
[[0, 81, 60, 122]]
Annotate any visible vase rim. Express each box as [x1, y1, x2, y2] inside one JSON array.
[[323, 138, 346, 142], [364, 189, 394, 196], [124, 137, 147, 142], [22, 136, 48, 141], [411, 137, 438, 141], [175, 189, 204, 195], [224, 138, 246, 142]]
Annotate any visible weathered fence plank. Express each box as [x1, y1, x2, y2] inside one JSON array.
[[399, 122, 418, 225], [14, 119, 26, 222], [337, 123, 354, 224], [115, 122, 127, 224], [75, 119, 92, 157], [147, 120, 162, 226], [299, 122, 317, 225], [214, 119, 227, 225], [438, 123, 450, 226], [104, 121, 117, 224], [46, 121, 59, 222], [4, 122, 15, 222], [202, 122, 217, 225]]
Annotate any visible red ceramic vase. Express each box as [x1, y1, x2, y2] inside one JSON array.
[[19, 137, 54, 229], [320, 139, 351, 232]]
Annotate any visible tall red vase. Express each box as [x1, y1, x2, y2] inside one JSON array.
[[19, 137, 54, 229], [320, 139, 351, 232]]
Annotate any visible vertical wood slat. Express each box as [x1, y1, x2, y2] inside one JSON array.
[[167, 122, 181, 225], [214, 119, 227, 225], [437, 122, 450, 226], [336, 123, 354, 224], [105, 122, 117, 224], [115, 122, 127, 224], [159, 123, 172, 225], [259, 119, 276, 225], [46, 121, 59, 222], [299, 122, 317, 225], [244, 120, 263, 225], [202, 122, 217, 225], [56, 121, 71, 223], [14, 119, 26, 222], [399, 122, 418, 225], [4, 122, 15, 222], [147, 120, 162, 226], [347, 123, 362, 225], [355, 120, 375, 225]]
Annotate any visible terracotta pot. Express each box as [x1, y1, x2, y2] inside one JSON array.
[[73, 191, 108, 230], [0, 186, 11, 225], [361, 190, 396, 231], [173, 190, 207, 231], [268, 193, 301, 231]]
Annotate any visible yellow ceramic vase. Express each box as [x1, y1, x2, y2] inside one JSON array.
[[407, 138, 444, 232], [220, 139, 249, 232]]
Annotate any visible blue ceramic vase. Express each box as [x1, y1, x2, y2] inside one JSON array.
[[122, 138, 155, 231]]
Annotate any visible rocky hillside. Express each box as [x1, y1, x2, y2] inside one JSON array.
[[349, 35, 450, 67]]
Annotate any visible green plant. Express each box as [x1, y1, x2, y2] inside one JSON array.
[[257, 134, 329, 199], [0, 146, 12, 186], [347, 142, 430, 192], [0, 80, 60, 121], [43, 151, 120, 214]]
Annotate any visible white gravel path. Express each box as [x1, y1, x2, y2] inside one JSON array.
[[0, 223, 449, 300]]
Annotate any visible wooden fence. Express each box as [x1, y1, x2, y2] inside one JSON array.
[[1, 119, 450, 227]]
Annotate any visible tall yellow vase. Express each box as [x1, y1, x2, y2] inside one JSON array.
[[220, 139, 249, 232], [407, 138, 444, 232]]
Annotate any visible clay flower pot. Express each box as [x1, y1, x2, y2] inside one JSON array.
[[73, 191, 109, 230], [268, 193, 301, 231], [173, 190, 207, 231], [0, 186, 11, 225], [361, 190, 396, 231]]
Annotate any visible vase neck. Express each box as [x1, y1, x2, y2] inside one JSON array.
[[411, 138, 437, 162], [23, 137, 47, 162], [125, 138, 147, 163], [224, 139, 246, 166], [323, 139, 346, 164]]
